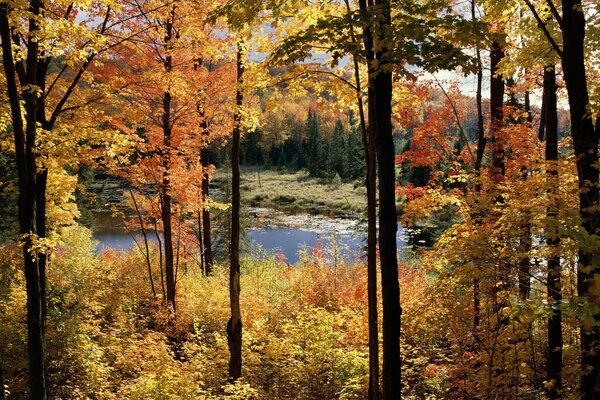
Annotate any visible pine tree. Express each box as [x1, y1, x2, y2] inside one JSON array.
[[307, 110, 324, 177]]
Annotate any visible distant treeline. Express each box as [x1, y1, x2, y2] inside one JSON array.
[[210, 110, 365, 182]]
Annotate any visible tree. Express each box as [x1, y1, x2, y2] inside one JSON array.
[[543, 63, 563, 400], [0, 1, 126, 396], [227, 41, 245, 382], [521, 0, 600, 395], [358, 1, 402, 397]]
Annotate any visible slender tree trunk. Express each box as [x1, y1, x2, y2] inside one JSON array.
[[490, 39, 505, 183], [36, 169, 48, 330], [369, 1, 402, 397], [201, 145, 213, 274], [162, 12, 176, 312], [471, 0, 485, 343], [227, 42, 245, 382], [518, 92, 533, 302], [153, 218, 167, 300], [162, 89, 176, 311], [127, 185, 157, 299], [560, 2, 600, 396], [197, 211, 205, 274], [348, 0, 379, 397], [543, 64, 563, 400]]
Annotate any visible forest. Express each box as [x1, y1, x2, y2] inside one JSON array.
[[0, 0, 599, 399]]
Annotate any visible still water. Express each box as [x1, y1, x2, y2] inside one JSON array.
[[93, 208, 408, 264]]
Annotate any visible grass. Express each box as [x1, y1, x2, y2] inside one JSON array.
[[213, 166, 367, 217]]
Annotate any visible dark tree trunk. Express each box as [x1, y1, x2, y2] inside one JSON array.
[[162, 13, 176, 311], [0, 2, 48, 398], [201, 144, 213, 274], [518, 92, 533, 302], [1, 3, 108, 397], [490, 39, 506, 183], [162, 92, 176, 310], [543, 64, 563, 400], [227, 43, 244, 382], [370, 1, 402, 398], [352, 0, 380, 397], [560, 1, 600, 396]]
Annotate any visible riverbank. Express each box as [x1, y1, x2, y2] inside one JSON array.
[[213, 167, 367, 217]]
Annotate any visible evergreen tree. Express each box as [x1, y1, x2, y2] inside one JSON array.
[[331, 119, 348, 178], [307, 110, 324, 177], [345, 126, 365, 181]]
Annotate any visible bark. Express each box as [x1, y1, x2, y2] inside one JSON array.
[[560, 1, 600, 396], [201, 137, 213, 274], [370, 0, 402, 397], [227, 43, 244, 382], [518, 92, 533, 301], [350, 0, 379, 397], [162, 90, 176, 311], [162, 12, 176, 312], [544, 64, 563, 400], [0, 2, 48, 398], [490, 39, 506, 182]]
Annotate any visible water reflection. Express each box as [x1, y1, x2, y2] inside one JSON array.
[[93, 209, 421, 263]]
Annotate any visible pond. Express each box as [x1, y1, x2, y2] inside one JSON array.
[[93, 208, 409, 264]]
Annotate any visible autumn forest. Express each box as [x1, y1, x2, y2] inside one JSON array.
[[1, 0, 599, 398]]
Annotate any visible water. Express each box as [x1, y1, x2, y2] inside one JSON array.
[[93, 208, 408, 264]]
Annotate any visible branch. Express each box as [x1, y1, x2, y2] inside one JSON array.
[[275, 69, 359, 91], [522, 0, 563, 57], [47, 7, 111, 128], [0, 3, 25, 158], [431, 74, 476, 166], [545, 0, 563, 28]]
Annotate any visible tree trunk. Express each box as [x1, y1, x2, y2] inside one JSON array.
[[370, 1, 402, 397], [201, 145, 213, 274], [560, 1, 600, 396], [543, 64, 563, 400], [471, 0, 485, 343], [162, 92, 176, 310], [518, 92, 533, 302], [351, 0, 380, 397], [490, 39, 505, 183], [227, 42, 245, 382], [0, 2, 48, 398], [162, 13, 176, 312]]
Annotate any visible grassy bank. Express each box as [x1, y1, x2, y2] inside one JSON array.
[[213, 167, 367, 217]]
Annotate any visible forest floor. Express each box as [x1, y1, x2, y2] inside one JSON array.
[[213, 166, 367, 217]]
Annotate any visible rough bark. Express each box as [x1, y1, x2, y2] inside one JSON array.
[[544, 64, 563, 400], [227, 43, 244, 382]]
